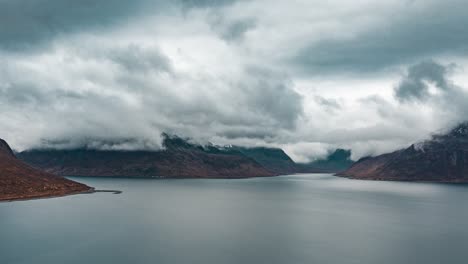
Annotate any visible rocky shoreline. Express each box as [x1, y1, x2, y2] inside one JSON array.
[[0, 188, 95, 203]]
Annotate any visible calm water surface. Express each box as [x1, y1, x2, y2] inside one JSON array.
[[1, 174, 468, 264]]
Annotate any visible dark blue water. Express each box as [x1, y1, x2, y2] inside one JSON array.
[[1, 174, 468, 264]]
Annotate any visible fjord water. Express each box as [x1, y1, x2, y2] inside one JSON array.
[[1, 174, 468, 264]]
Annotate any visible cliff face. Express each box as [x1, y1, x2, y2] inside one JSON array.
[[338, 123, 468, 182], [0, 138, 92, 201], [18, 135, 276, 178]]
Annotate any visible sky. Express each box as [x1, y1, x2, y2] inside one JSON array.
[[1, 0, 468, 162]]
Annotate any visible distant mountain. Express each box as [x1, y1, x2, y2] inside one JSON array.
[[338, 122, 468, 182], [232, 146, 352, 174], [232, 146, 300, 174], [302, 149, 354, 173], [0, 138, 91, 201], [18, 134, 276, 178]]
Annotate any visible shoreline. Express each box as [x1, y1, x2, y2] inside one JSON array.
[[66, 173, 285, 180], [0, 188, 95, 203], [3, 174, 468, 204], [335, 174, 468, 184], [0, 188, 126, 203]]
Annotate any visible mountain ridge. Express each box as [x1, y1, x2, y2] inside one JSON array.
[[18, 134, 352, 178], [338, 122, 468, 182], [18, 135, 276, 178]]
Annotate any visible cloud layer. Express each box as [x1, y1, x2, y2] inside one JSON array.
[[1, 0, 468, 161]]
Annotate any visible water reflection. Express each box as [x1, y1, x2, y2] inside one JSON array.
[[1, 174, 468, 264]]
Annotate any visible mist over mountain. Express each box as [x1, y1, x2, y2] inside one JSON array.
[[18, 134, 276, 178], [339, 122, 468, 182], [302, 149, 354, 173], [18, 134, 348, 178]]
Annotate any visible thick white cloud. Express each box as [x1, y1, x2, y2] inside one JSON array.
[[1, 0, 468, 162], [0, 22, 302, 151]]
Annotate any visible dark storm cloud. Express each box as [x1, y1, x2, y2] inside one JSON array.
[[208, 16, 256, 42], [365, 61, 468, 130], [241, 67, 302, 129], [106, 45, 173, 74], [392, 60, 468, 124], [314, 96, 341, 113], [0, 59, 86, 106], [221, 19, 256, 41], [39, 137, 158, 150], [179, 0, 239, 8], [0, 83, 82, 106], [0, 0, 155, 51], [291, 1, 468, 74], [369, 60, 468, 147], [400, 61, 468, 124], [395, 61, 451, 102], [0, 0, 238, 51]]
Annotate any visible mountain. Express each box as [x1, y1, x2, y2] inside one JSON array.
[[18, 135, 276, 178], [338, 122, 468, 182], [0, 139, 14, 157], [232, 146, 351, 174], [302, 149, 354, 173], [232, 147, 300, 174], [0, 138, 92, 201]]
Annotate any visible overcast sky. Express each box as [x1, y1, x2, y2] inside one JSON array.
[[1, 0, 468, 162]]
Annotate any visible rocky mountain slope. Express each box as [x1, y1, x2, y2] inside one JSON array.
[[0, 138, 92, 201], [338, 123, 468, 182]]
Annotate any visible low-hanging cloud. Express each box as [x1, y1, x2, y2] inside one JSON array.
[[0, 36, 302, 151]]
